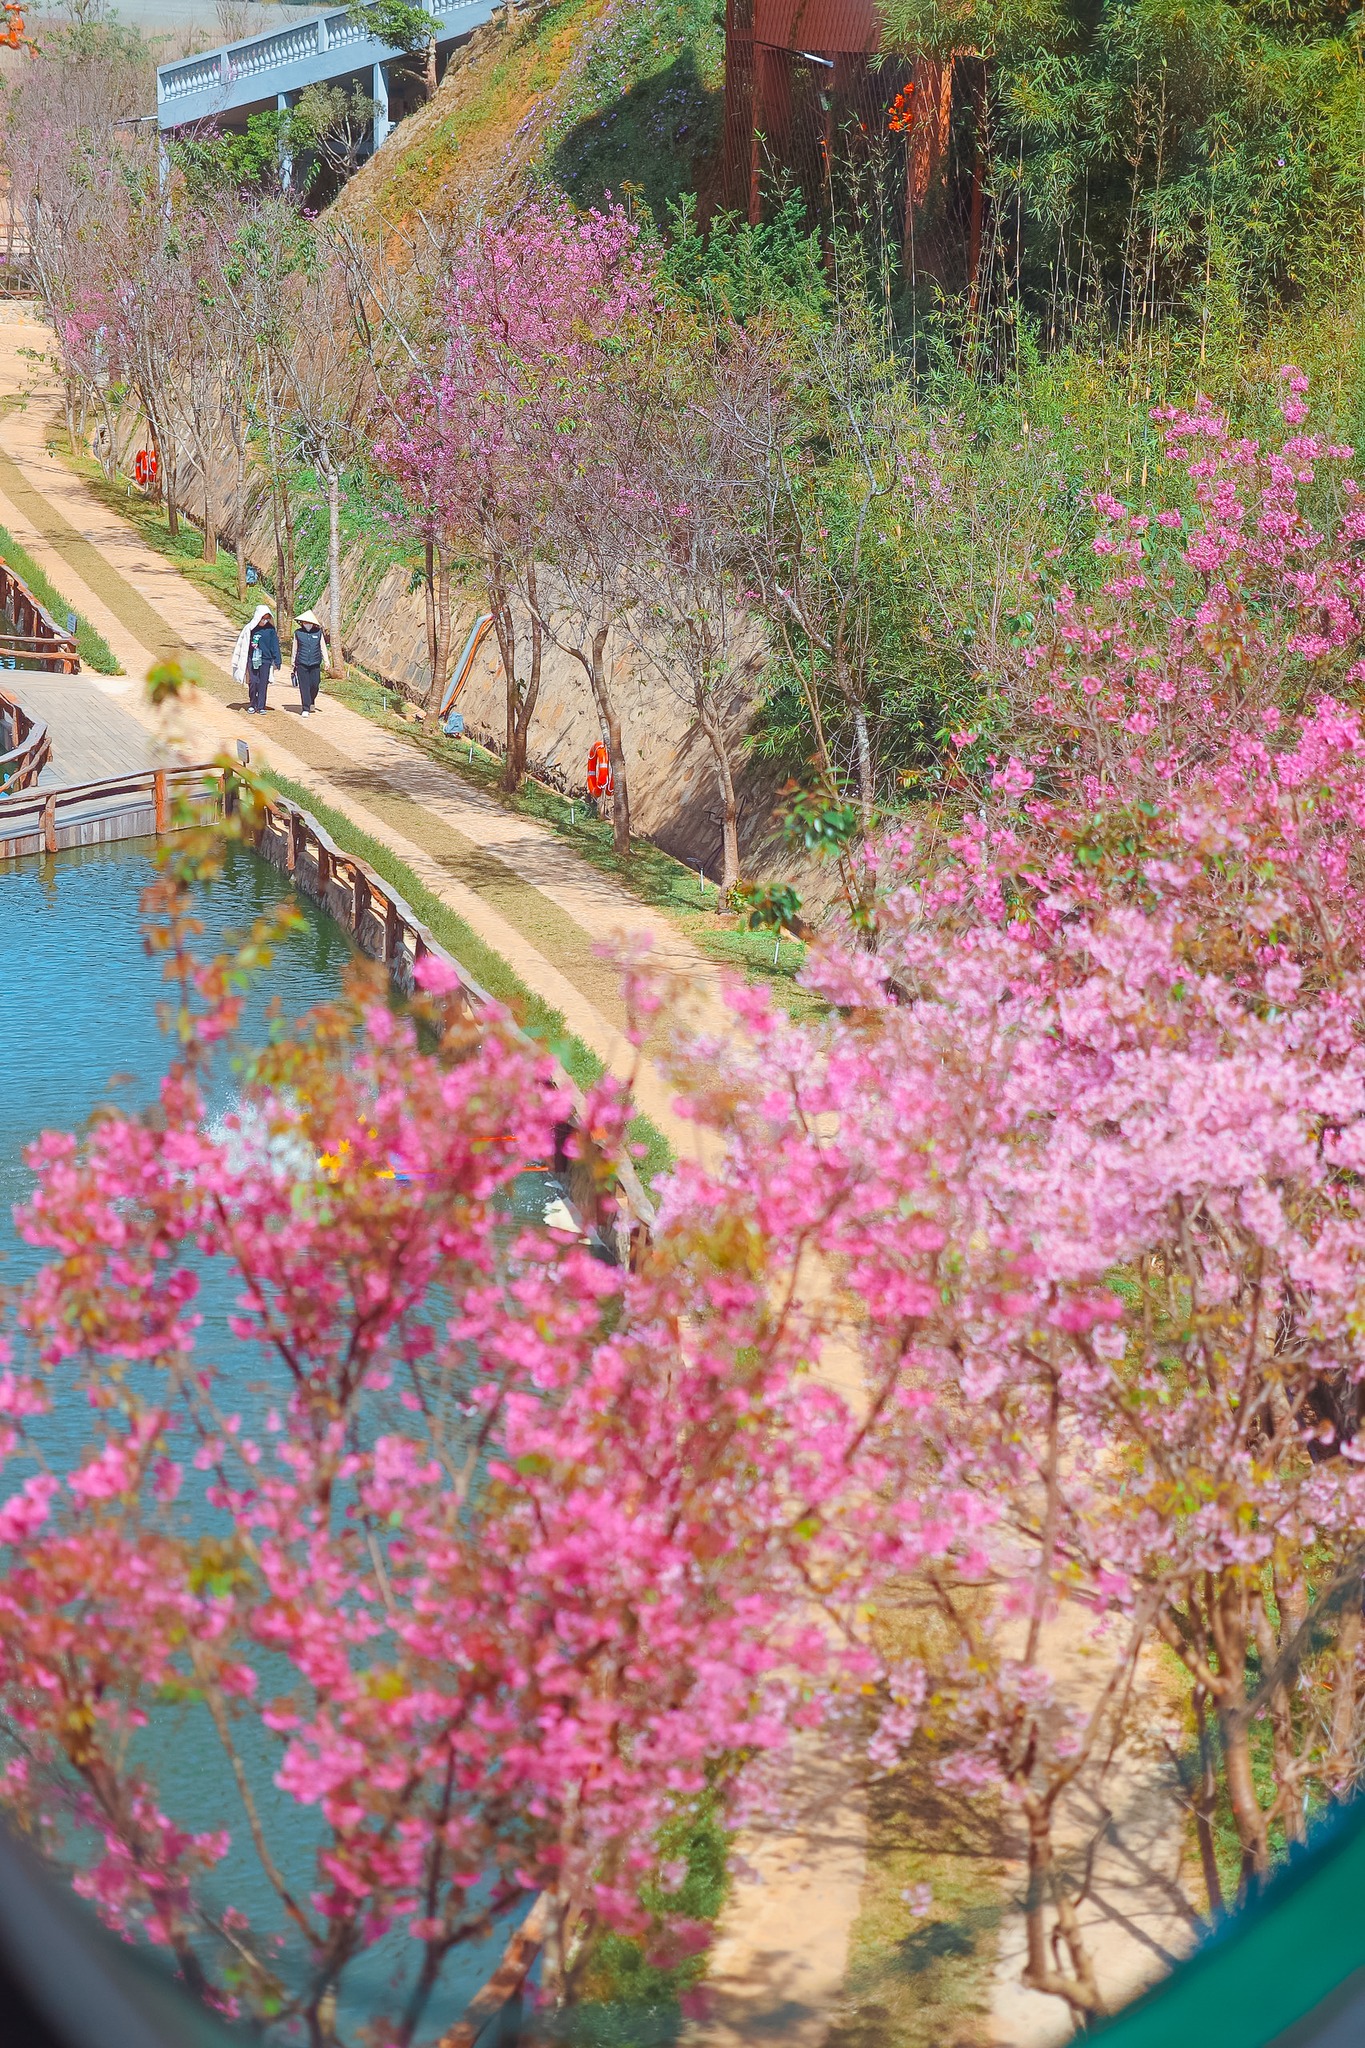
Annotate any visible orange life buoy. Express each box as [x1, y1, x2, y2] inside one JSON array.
[[586, 741, 612, 798]]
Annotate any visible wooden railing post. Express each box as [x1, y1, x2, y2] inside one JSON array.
[[40, 793, 56, 854], [153, 768, 168, 835]]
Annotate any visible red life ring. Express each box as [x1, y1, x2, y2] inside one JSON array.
[[586, 741, 612, 797]]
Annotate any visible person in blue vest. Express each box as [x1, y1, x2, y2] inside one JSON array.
[[231, 603, 281, 715], [290, 609, 331, 718]]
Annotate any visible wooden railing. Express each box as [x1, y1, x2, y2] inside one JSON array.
[[0, 762, 218, 857], [251, 784, 488, 1012], [0, 560, 78, 672], [0, 683, 50, 792]]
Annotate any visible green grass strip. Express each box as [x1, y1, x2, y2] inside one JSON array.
[[0, 520, 119, 675], [258, 767, 673, 1186]]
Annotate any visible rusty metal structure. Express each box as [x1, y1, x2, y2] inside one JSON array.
[[719, 0, 982, 288]]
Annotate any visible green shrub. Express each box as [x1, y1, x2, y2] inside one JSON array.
[[0, 523, 119, 675]]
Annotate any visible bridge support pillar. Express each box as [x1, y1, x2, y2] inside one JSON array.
[[277, 91, 294, 190], [372, 61, 390, 151]]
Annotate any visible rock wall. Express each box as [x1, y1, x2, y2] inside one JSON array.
[[338, 559, 786, 878]]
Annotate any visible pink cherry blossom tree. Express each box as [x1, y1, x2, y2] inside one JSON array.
[[0, 835, 907, 2043], [376, 202, 658, 844]]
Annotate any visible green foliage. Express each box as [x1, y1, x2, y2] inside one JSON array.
[[781, 786, 862, 858], [291, 84, 378, 185], [880, 0, 1365, 322], [542, 0, 726, 227], [662, 194, 830, 326], [732, 879, 804, 935], [171, 111, 292, 199], [567, 1792, 730, 2043], [0, 522, 118, 674], [346, 0, 436, 55]]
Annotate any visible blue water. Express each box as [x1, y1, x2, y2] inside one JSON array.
[[0, 839, 513, 2035], [0, 837, 354, 1245]]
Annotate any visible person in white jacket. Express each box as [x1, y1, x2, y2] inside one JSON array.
[[231, 604, 281, 715], [291, 609, 330, 717]]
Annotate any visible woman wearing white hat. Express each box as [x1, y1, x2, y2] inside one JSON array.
[[231, 603, 281, 715], [291, 609, 331, 718]]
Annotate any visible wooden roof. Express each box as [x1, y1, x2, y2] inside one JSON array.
[[751, 0, 881, 54]]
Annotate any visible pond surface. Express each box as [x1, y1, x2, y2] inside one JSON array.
[[0, 837, 514, 2036], [0, 836, 353, 1242]]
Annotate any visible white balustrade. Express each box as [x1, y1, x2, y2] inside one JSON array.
[[158, 0, 486, 119]]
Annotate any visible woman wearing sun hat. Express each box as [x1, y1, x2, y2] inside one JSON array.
[[291, 609, 331, 718]]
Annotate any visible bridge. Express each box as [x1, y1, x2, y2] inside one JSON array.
[[156, 0, 501, 149]]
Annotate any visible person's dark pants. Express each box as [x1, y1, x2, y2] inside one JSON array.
[[297, 663, 321, 712], [248, 665, 270, 713]]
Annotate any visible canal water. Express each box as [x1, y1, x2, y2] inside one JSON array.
[[0, 838, 513, 2035], [0, 836, 353, 1237]]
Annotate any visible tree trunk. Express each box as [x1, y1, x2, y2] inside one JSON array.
[[1020, 1798, 1104, 2018], [270, 479, 287, 632], [233, 436, 248, 602], [1192, 1688, 1225, 1919], [1221, 1708, 1270, 1885], [202, 484, 216, 564], [433, 544, 454, 709], [424, 33, 437, 99], [852, 698, 874, 820], [698, 694, 740, 890], [1254, 1589, 1304, 1847], [586, 624, 630, 856], [153, 423, 178, 536], [501, 564, 543, 793], [422, 543, 455, 711], [280, 476, 297, 638], [1329, 1599, 1362, 1793], [492, 579, 518, 774], [327, 465, 343, 675], [423, 537, 439, 703]]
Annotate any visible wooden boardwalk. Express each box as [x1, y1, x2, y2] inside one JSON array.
[[15, 669, 165, 788]]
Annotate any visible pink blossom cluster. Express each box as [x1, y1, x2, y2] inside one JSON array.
[[1021, 376, 1365, 789], [0, 964, 896, 2039]]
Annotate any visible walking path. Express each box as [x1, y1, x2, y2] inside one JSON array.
[[20, 668, 165, 785]]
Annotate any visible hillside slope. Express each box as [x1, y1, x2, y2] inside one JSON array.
[[339, 0, 723, 237]]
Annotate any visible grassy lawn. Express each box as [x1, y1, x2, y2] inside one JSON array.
[[828, 1762, 1001, 2048], [330, 671, 819, 1018], [68, 450, 261, 631], [0, 518, 119, 674]]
